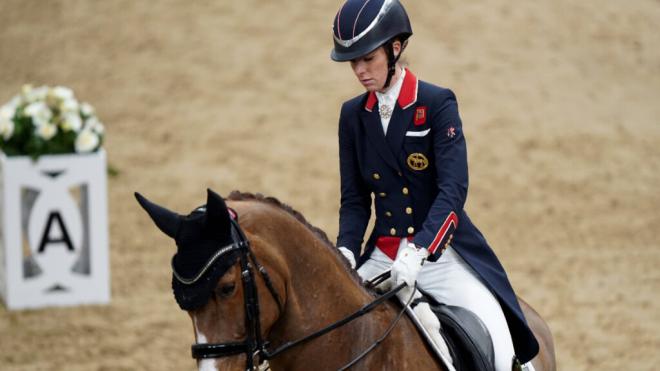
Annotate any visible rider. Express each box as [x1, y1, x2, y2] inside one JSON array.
[[331, 1, 539, 370]]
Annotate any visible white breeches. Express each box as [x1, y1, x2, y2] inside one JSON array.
[[358, 244, 517, 371]]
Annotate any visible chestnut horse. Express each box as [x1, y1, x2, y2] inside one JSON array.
[[137, 190, 555, 371]]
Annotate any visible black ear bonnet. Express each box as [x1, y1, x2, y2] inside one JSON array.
[[135, 189, 241, 310]]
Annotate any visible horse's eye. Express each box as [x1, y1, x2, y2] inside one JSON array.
[[216, 283, 236, 298]]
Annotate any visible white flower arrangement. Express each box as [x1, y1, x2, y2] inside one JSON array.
[[0, 85, 104, 158]]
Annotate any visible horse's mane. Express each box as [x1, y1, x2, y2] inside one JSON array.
[[226, 191, 367, 287], [227, 191, 334, 247]]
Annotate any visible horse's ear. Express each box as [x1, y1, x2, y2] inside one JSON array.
[[205, 188, 232, 238], [134, 192, 181, 239]]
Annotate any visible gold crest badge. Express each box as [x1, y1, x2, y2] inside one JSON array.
[[407, 153, 429, 171]]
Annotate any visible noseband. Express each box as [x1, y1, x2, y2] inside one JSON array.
[[175, 217, 409, 370]]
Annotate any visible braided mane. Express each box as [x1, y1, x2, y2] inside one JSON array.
[[226, 191, 335, 249], [226, 191, 367, 287]]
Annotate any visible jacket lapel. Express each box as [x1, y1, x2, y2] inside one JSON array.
[[386, 105, 414, 163], [359, 70, 419, 173], [359, 104, 401, 173], [386, 69, 419, 164]]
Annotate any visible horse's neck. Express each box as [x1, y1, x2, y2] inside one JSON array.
[[278, 233, 374, 336], [268, 226, 441, 370]]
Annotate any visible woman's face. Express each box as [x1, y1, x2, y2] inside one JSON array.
[[350, 41, 401, 93]]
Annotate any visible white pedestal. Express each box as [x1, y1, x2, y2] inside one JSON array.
[[0, 150, 110, 310]]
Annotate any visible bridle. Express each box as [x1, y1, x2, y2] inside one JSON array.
[[176, 217, 411, 371], [178, 217, 281, 369]]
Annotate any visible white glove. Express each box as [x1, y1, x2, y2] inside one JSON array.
[[338, 247, 356, 269], [391, 243, 429, 287]]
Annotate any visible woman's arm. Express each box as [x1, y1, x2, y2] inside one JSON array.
[[337, 103, 371, 259], [413, 89, 468, 261]]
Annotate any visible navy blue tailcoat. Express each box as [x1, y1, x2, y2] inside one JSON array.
[[336, 69, 539, 363]]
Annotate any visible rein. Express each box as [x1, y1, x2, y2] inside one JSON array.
[[179, 218, 411, 370], [262, 282, 408, 361]]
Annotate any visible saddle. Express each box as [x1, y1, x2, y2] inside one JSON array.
[[409, 291, 496, 371]]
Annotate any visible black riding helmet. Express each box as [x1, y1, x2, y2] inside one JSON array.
[[331, 0, 412, 89]]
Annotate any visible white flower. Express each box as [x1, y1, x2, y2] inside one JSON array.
[[24, 101, 53, 126], [80, 102, 95, 117], [85, 116, 105, 134], [51, 86, 74, 101], [0, 120, 13, 140], [46, 87, 76, 110], [5, 95, 21, 110], [75, 128, 99, 153], [0, 103, 16, 121], [23, 85, 48, 103], [0, 116, 14, 141], [36, 123, 58, 140], [61, 113, 83, 132], [21, 84, 33, 96], [24, 101, 45, 116], [60, 98, 79, 114], [0, 100, 18, 140]]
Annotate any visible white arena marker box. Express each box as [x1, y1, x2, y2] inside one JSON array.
[[0, 150, 110, 310]]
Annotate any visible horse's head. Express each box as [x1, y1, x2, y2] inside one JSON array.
[[136, 189, 284, 371]]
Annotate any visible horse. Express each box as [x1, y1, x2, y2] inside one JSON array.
[[136, 189, 556, 371]]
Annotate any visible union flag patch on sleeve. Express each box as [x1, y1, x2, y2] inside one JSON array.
[[414, 106, 427, 126]]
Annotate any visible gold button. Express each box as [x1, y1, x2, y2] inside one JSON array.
[[402, 187, 409, 195], [379, 192, 387, 198], [390, 228, 396, 236], [385, 211, 392, 217], [373, 173, 380, 180], [407, 226, 415, 234], [405, 207, 412, 214]]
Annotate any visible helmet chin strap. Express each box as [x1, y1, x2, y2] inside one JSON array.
[[382, 41, 405, 91]]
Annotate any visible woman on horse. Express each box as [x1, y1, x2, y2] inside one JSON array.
[[331, 1, 539, 369]]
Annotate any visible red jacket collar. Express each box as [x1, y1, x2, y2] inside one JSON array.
[[365, 68, 418, 112]]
